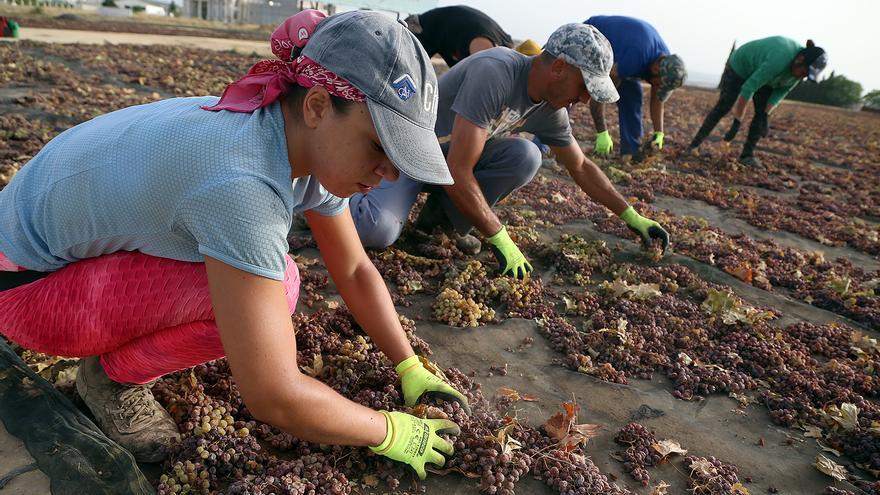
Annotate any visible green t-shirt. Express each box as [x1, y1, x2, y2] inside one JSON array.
[[729, 36, 803, 107]]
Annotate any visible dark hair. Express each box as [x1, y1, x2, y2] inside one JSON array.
[[799, 39, 825, 66], [283, 84, 357, 122]]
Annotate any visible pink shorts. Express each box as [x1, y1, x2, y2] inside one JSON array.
[[0, 251, 300, 384]]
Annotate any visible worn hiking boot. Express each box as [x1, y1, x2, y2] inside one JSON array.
[[737, 155, 762, 167], [453, 233, 482, 255], [76, 357, 180, 462]]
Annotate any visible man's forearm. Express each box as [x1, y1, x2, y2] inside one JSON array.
[[335, 261, 414, 365], [650, 95, 664, 134], [568, 158, 628, 215], [589, 100, 607, 133], [732, 95, 749, 120], [443, 170, 502, 236]]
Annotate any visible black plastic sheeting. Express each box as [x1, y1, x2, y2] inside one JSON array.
[[0, 340, 154, 494]]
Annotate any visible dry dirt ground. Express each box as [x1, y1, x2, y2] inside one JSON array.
[[13, 27, 271, 56]]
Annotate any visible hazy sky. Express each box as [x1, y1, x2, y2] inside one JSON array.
[[432, 0, 879, 92]]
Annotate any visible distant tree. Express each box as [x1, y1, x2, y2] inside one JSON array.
[[864, 89, 880, 109], [132, 4, 145, 12], [101, 0, 118, 6], [168, 0, 179, 16], [788, 71, 864, 108]]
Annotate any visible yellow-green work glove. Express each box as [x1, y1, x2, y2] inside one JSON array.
[[620, 206, 670, 253], [595, 130, 613, 156], [487, 225, 532, 279], [650, 131, 664, 150], [397, 355, 471, 413], [370, 411, 460, 480]]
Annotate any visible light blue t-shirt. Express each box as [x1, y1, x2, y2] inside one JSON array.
[[0, 96, 347, 280]]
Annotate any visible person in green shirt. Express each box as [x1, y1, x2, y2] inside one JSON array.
[[687, 37, 827, 166], [1, 17, 20, 38]]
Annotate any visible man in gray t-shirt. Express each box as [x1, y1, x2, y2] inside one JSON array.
[[351, 24, 670, 278]]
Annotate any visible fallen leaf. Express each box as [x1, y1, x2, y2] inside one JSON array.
[[544, 402, 580, 441], [817, 440, 842, 457], [836, 403, 860, 431], [561, 423, 601, 449], [815, 454, 847, 481], [803, 425, 824, 438], [293, 255, 319, 266], [485, 423, 522, 456], [729, 392, 755, 408], [628, 283, 662, 300], [650, 481, 670, 495], [651, 439, 688, 458], [496, 387, 521, 401], [54, 366, 78, 387], [730, 482, 750, 494], [724, 263, 753, 284], [689, 457, 717, 478], [362, 474, 379, 487], [521, 393, 539, 402]]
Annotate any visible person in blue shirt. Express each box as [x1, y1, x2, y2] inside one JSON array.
[[584, 16, 687, 158]]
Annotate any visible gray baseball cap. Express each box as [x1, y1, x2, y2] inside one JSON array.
[[303, 11, 452, 185], [544, 23, 619, 104]]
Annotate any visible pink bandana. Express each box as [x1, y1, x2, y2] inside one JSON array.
[[203, 9, 365, 113]]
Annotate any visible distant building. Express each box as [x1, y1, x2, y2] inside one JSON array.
[[182, 0, 335, 25], [118, 0, 168, 15], [74, 0, 168, 15]]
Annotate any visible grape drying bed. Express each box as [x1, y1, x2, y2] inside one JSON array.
[[1, 39, 878, 495]]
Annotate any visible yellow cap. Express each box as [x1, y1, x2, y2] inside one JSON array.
[[515, 39, 542, 56]]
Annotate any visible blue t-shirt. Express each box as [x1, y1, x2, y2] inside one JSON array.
[[585, 16, 669, 79], [0, 96, 347, 280]]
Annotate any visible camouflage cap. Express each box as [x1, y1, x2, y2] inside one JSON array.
[[544, 23, 619, 104], [658, 54, 686, 102]]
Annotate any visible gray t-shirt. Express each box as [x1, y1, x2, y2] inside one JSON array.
[[0, 96, 347, 280], [435, 47, 574, 147]]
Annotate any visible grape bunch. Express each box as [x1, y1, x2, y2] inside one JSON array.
[[433, 287, 496, 327], [544, 234, 612, 286], [613, 423, 662, 486], [684, 455, 742, 495]]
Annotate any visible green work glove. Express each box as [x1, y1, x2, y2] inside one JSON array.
[[650, 131, 665, 150], [620, 206, 670, 253], [370, 411, 460, 480], [397, 355, 471, 413], [487, 225, 532, 279], [594, 130, 613, 156]]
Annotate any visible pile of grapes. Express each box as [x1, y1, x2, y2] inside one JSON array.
[[148, 307, 631, 495]]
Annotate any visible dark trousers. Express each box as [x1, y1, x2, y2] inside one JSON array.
[[617, 79, 644, 156], [689, 65, 772, 158]]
